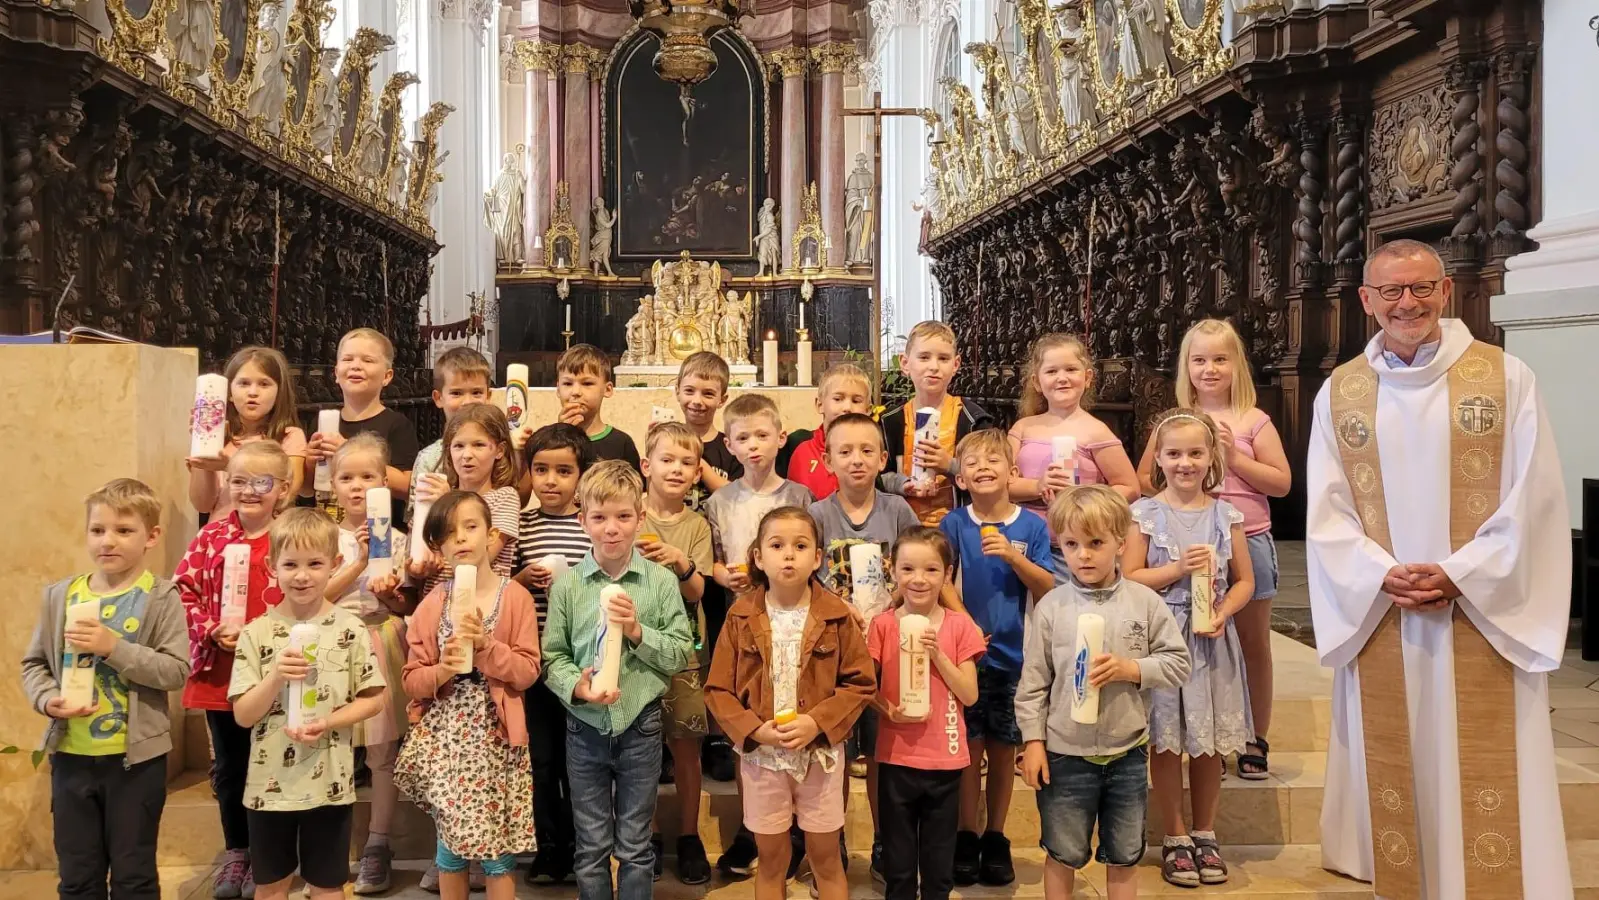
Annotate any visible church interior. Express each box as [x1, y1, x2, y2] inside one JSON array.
[[3, 0, 1599, 896]]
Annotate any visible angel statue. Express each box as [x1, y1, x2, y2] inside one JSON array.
[[246, 2, 286, 131], [166, 0, 217, 88], [591, 197, 617, 277], [755, 197, 781, 276], [717, 290, 752, 365], [483, 153, 525, 267], [388, 141, 411, 206], [623, 295, 657, 365], [311, 48, 342, 156]]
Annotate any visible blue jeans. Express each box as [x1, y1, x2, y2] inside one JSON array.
[[566, 701, 664, 900], [1035, 744, 1148, 868]]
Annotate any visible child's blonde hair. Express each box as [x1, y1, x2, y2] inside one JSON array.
[[1147, 408, 1227, 493], [85, 478, 162, 531], [1047, 484, 1132, 544], [339, 327, 395, 367], [723, 392, 781, 434], [819, 362, 871, 396], [746, 506, 821, 589], [229, 440, 294, 511], [443, 404, 518, 489], [889, 526, 968, 614], [905, 321, 957, 354], [268, 508, 341, 562], [222, 346, 301, 445], [677, 351, 730, 392], [1174, 319, 1258, 417], [955, 428, 1014, 466], [578, 459, 645, 511], [645, 421, 704, 460], [1018, 333, 1093, 417], [557, 343, 613, 383], [433, 346, 493, 392], [332, 432, 390, 475]]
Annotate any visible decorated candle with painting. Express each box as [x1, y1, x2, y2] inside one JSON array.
[[504, 364, 529, 443], [190, 374, 229, 459], [1190, 544, 1216, 633], [898, 613, 932, 720], [848, 543, 892, 624], [61, 601, 102, 710], [285, 623, 323, 729], [366, 487, 393, 579], [220, 543, 251, 630], [1051, 435, 1079, 486], [910, 407, 942, 487], [1070, 612, 1105, 725]]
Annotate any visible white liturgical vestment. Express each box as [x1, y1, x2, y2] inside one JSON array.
[[1306, 319, 1572, 899]]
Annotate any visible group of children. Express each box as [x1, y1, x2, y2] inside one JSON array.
[[23, 316, 1292, 900]]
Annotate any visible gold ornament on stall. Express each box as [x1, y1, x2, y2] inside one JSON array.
[[1164, 0, 1230, 82], [102, 0, 180, 74], [279, 0, 336, 160], [210, 0, 272, 127], [406, 101, 455, 221], [790, 183, 827, 274]]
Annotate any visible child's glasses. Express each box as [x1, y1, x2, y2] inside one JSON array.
[[227, 475, 279, 494]]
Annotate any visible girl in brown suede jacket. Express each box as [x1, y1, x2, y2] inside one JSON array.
[[705, 506, 876, 900]]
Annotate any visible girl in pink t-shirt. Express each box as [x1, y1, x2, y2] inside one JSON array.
[[868, 527, 986, 900]]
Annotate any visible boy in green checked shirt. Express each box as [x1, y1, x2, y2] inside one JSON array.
[[541, 460, 695, 900]]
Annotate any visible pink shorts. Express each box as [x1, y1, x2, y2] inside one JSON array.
[[739, 751, 847, 835]]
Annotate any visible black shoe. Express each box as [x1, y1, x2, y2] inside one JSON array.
[[524, 848, 573, 885], [953, 830, 981, 886], [978, 830, 1015, 886], [676, 835, 712, 885], [870, 838, 885, 888], [702, 736, 736, 783], [717, 827, 759, 877], [651, 834, 664, 881], [786, 822, 806, 880]]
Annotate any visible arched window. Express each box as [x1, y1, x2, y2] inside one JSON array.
[[930, 17, 960, 123]]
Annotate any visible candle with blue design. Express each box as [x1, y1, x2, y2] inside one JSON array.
[[1070, 612, 1104, 725], [365, 487, 392, 579]]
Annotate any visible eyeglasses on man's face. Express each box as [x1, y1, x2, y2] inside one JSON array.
[[1364, 280, 1441, 301]]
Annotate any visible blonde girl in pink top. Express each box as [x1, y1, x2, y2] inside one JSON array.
[[1009, 334, 1140, 580], [1136, 319, 1290, 779]]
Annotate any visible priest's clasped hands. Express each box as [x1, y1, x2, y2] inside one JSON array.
[[1384, 563, 1460, 611]]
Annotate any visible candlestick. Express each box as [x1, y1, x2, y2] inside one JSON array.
[[562, 330, 574, 349], [796, 327, 813, 387], [762, 331, 779, 386]]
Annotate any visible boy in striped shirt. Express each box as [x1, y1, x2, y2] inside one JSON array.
[[513, 422, 595, 885]]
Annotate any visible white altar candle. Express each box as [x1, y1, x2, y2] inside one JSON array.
[[762, 332, 779, 386], [1051, 435, 1079, 486], [797, 338, 813, 387], [61, 601, 102, 710], [220, 543, 251, 629], [451, 565, 478, 673], [847, 543, 891, 623], [285, 622, 322, 730], [1190, 544, 1216, 633], [505, 364, 530, 439], [593, 584, 628, 695], [799, 301, 806, 331], [898, 613, 932, 720], [565, 304, 572, 332], [910, 407, 942, 487], [366, 487, 393, 579], [190, 374, 229, 459], [314, 409, 340, 492], [1070, 613, 1106, 724]]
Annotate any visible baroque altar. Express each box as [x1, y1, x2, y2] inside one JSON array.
[[617, 251, 756, 386]]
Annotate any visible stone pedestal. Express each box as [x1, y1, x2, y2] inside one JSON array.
[[0, 344, 199, 870]]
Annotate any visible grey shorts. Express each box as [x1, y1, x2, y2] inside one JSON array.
[[1246, 532, 1279, 601]]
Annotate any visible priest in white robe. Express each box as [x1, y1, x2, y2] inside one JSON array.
[[1306, 239, 1572, 899]]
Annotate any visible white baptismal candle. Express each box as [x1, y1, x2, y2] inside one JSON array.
[[1190, 544, 1217, 633], [366, 487, 393, 579], [898, 614, 932, 720], [285, 622, 322, 729], [410, 497, 434, 565], [1070, 613, 1106, 725], [451, 565, 478, 673], [220, 543, 251, 629], [910, 407, 942, 487], [314, 409, 340, 492], [1051, 435, 1079, 486], [539, 554, 569, 580], [61, 601, 102, 710], [593, 584, 628, 695], [505, 364, 530, 435], [490, 387, 508, 415], [847, 543, 892, 623], [190, 374, 229, 458]]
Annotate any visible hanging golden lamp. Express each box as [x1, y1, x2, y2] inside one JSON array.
[[628, 0, 746, 89]]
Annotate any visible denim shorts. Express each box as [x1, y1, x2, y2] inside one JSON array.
[[1246, 532, 1279, 601], [434, 840, 517, 876], [963, 666, 1023, 747], [1035, 744, 1148, 869]]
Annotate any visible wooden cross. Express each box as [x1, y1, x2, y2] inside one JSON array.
[[843, 91, 931, 377]]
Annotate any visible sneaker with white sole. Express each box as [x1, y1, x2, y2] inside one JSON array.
[[352, 845, 393, 895], [418, 864, 441, 893], [240, 864, 255, 899], [213, 849, 249, 899]]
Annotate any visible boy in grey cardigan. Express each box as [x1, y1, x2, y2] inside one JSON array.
[[1015, 486, 1189, 900], [21, 479, 191, 900]]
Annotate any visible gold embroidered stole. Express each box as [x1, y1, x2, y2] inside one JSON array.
[[1328, 341, 1521, 899]]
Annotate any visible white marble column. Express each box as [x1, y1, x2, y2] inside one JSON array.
[[813, 42, 855, 268], [425, 0, 497, 327], [562, 45, 600, 269], [517, 40, 557, 266], [1491, 0, 1595, 527], [768, 47, 809, 270]]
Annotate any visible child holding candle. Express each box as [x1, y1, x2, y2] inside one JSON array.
[[703, 507, 876, 900], [1008, 334, 1140, 579], [395, 491, 541, 900], [1016, 485, 1189, 900], [783, 363, 874, 501], [228, 509, 388, 900], [938, 428, 1056, 886], [1136, 319, 1291, 779], [175, 440, 294, 899], [189, 346, 309, 520], [23, 479, 191, 900], [540, 461, 695, 900], [1123, 410, 1254, 887], [880, 322, 994, 526], [412, 347, 493, 526], [325, 434, 413, 893], [416, 404, 521, 600], [867, 528, 984, 900], [638, 423, 717, 884], [303, 328, 420, 505], [555, 344, 641, 473]]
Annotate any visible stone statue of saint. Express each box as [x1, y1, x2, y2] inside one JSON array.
[[484, 153, 525, 267], [623, 295, 656, 365], [718, 290, 751, 365], [166, 0, 217, 88], [311, 48, 341, 156], [1120, 0, 1169, 84], [844, 153, 874, 265], [357, 119, 386, 185], [246, 3, 285, 131], [1055, 10, 1086, 134], [756, 197, 780, 276], [591, 197, 617, 277], [388, 141, 410, 206], [424, 150, 447, 211]]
